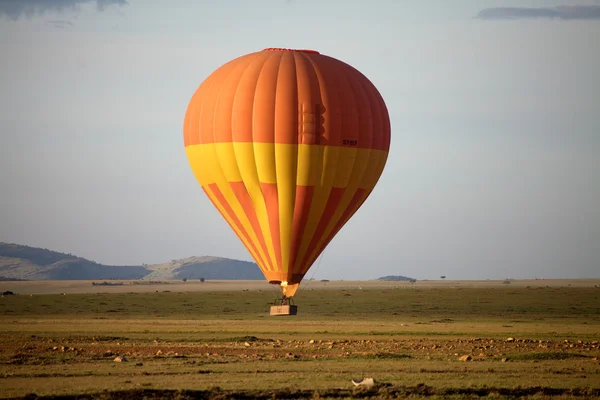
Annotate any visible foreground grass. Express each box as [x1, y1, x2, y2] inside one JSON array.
[[0, 286, 599, 399]]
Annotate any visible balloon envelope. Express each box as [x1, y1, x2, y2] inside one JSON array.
[[183, 48, 391, 296]]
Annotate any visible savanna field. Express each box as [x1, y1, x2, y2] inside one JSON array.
[[1, 279, 599, 399]]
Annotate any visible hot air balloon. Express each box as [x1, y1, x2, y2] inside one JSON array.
[[183, 48, 391, 312]]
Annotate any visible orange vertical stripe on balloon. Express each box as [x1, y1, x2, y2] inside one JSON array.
[[289, 185, 314, 274], [274, 52, 298, 144], [229, 181, 274, 272], [260, 182, 282, 271], [231, 52, 272, 143], [252, 53, 281, 144], [299, 187, 345, 272], [207, 183, 266, 269]]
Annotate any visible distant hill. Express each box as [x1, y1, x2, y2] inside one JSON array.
[[143, 256, 263, 280], [0, 242, 263, 281], [0, 276, 28, 281], [377, 275, 416, 282]]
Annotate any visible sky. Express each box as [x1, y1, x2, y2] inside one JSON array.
[[1, 0, 599, 281]]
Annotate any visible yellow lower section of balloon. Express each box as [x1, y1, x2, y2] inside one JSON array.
[[185, 142, 388, 292]]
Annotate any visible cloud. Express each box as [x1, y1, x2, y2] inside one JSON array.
[[475, 5, 600, 20], [0, 0, 127, 20], [45, 19, 74, 29]]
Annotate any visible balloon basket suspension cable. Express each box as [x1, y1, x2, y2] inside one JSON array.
[[296, 249, 326, 294], [273, 295, 295, 306]]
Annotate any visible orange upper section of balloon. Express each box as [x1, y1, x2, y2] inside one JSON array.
[[183, 48, 391, 151]]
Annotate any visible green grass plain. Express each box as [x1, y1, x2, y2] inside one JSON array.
[[1, 280, 599, 399]]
